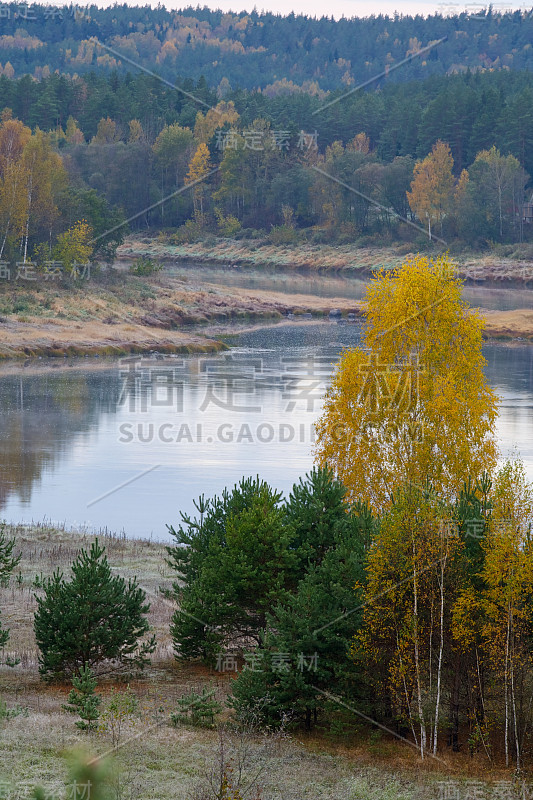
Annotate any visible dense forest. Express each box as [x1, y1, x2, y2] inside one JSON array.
[[0, 6, 533, 259], [1, 66, 528, 250], [0, 4, 532, 90]]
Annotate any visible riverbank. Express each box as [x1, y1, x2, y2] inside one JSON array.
[[0, 254, 532, 360], [0, 523, 519, 799], [118, 234, 533, 286], [0, 271, 364, 360]]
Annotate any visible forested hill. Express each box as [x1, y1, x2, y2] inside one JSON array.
[[0, 4, 533, 90]]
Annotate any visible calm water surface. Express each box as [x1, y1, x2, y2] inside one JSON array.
[[0, 322, 531, 539]]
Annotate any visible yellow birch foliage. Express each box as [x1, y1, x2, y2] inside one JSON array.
[[479, 461, 533, 767], [482, 461, 533, 673], [128, 119, 144, 143], [315, 254, 498, 512], [65, 116, 85, 145], [52, 220, 93, 270], [354, 489, 460, 747], [20, 129, 67, 244], [193, 101, 239, 144], [0, 117, 31, 170], [186, 143, 212, 216], [0, 118, 31, 256], [347, 132, 371, 153], [407, 140, 455, 239]]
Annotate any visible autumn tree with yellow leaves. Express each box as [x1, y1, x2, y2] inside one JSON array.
[[193, 100, 239, 144], [407, 140, 455, 240], [52, 220, 93, 271], [480, 461, 533, 771], [0, 117, 67, 263], [354, 486, 460, 759], [0, 116, 31, 259], [315, 253, 498, 513], [185, 142, 213, 219]]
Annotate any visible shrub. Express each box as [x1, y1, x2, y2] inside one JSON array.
[[99, 686, 139, 747], [0, 697, 27, 720], [170, 685, 222, 728], [215, 208, 241, 237], [170, 217, 205, 243], [129, 256, 162, 276], [267, 225, 299, 245], [34, 539, 156, 681]]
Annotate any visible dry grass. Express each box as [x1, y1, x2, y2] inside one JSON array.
[[1, 240, 532, 360], [120, 234, 533, 285], [481, 308, 533, 340], [0, 524, 174, 671], [0, 268, 364, 360], [0, 525, 525, 799], [119, 236, 407, 275]]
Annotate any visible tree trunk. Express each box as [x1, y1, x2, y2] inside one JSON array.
[[505, 606, 511, 767], [412, 546, 426, 759], [448, 657, 461, 752], [433, 553, 446, 755], [23, 155, 35, 264]]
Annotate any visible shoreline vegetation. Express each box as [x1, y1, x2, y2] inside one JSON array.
[[120, 235, 533, 285], [0, 236, 532, 360], [0, 260, 531, 795], [0, 522, 524, 799]]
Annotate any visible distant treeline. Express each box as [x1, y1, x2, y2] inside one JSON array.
[[0, 64, 532, 175], [0, 4, 532, 91]]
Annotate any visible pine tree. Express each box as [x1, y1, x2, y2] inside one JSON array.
[[62, 663, 101, 732], [229, 501, 374, 730], [170, 686, 221, 728], [34, 539, 156, 681], [283, 466, 354, 572], [168, 478, 295, 663]]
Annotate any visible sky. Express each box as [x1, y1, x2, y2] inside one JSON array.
[[89, 0, 532, 20]]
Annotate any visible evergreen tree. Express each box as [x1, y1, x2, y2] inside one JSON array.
[[34, 539, 156, 681], [167, 469, 360, 665], [167, 477, 296, 663], [170, 685, 221, 728], [284, 466, 355, 572], [229, 502, 375, 730], [62, 662, 101, 732]]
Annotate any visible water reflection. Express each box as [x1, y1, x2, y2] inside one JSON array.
[[0, 323, 531, 539]]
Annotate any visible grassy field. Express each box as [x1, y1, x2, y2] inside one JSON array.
[[0, 524, 527, 800]]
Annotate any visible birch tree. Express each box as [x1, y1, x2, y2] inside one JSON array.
[[481, 461, 533, 771], [407, 140, 455, 240], [355, 487, 459, 759], [315, 254, 498, 512]]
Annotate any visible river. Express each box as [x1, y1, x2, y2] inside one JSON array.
[[0, 318, 531, 540]]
